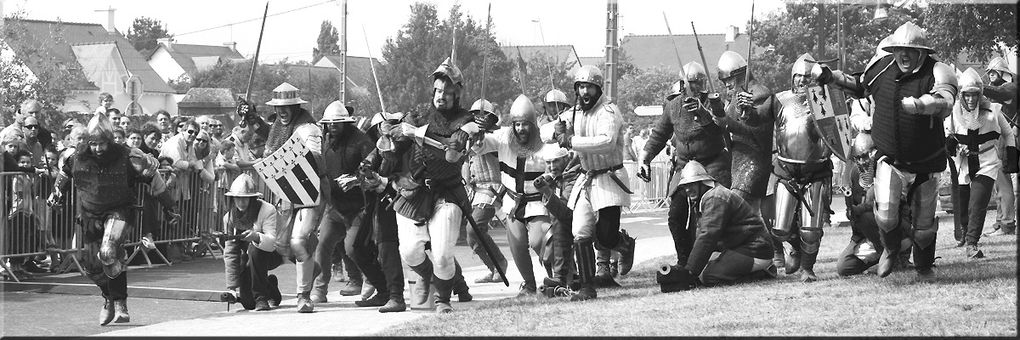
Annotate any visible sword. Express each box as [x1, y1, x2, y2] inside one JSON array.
[[245, 2, 269, 102]]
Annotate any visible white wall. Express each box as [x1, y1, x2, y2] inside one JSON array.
[[61, 90, 177, 116], [148, 47, 188, 83]]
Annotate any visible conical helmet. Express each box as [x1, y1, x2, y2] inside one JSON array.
[[666, 81, 685, 101], [544, 89, 570, 106], [319, 100, 357, 124], [83, 112, 115, 143], [987, 57, 1014, 76], [881, 22, 933, 54], [574, 65, 604, 89], [791, 53, 814, 78], [509, 94, 538, 125], [225, 173, 262, 198], [470, 99, 495, 115], [677, 160, 714, 185], [959, 67, 984, 94], [717, 51, 748, 81], [432, 57, 464, 87], [683, 62, 708, 83]]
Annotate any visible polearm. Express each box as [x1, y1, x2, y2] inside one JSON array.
[[662, 12, 689, 82], [481, 2, 491, 99], [245, 2, 269, 102], [363, 25, 385, 112], [744, 0, 755, 91], [689, 22, 714, 92]]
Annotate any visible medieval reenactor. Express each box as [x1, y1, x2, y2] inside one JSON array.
[[219, 174, 283, 311], [983, 56, 1019, 237], [533, 145, 582, 297], [47, 112, 181, 325], [770, 53, 834, 282], [551, 65, 636, 301], [261, 82, 324, 312], [945, 68, 1017, 258], [814, 22, 958, 280], [714, 51, 779, 211], [837, 132, 884, 276], [380, 57, 476, 313], [462, 99, 510, 284], [639, 61, 729, 269]]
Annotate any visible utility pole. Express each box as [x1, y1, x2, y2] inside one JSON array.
[[339, 0, 347, 104], [604, 0, 619, 101]]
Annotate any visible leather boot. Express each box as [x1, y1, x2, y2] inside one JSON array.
[[570, 241, 597, 302], [799, 251, 818, 283], [408, 261, 433, 308], [771, 236, 785, 271], [113, 299, 130, 323], [433, 275, 454, 314], [99, 299, 115, 326], [913, 243, 937, 282], [451, 261, 472, 302], [614, 229, 636, 275], [339, 276, 363, 296], [378, 295, 407, 313], [785, 237, 802, 275], [876, 228, 903, 278]]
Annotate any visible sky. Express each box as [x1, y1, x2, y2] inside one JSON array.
[[5, 0, 788, 62]]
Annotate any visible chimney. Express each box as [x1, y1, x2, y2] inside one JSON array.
[[95, 6, 117, 34], [223, 41, 237, 52], [724, 25, 738, 43], [157, 37, 174, 51]]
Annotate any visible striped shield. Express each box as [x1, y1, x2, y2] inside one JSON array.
[[253, 136, 321, 205]]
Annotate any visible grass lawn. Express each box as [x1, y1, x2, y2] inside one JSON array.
[[381, 223, 1017, 337]]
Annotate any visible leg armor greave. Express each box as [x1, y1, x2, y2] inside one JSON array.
[[773, 182, 800, 241], [99, 217, 129, 278]]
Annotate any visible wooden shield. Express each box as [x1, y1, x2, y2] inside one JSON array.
[[806, 85, 853, 162]]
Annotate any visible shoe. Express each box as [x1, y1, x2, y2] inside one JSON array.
[[609, 260, 619, 278], [254, 298, 271, 311], [594, 263, 621, 288], [113, 300, 130, 323], [22, 260, 47, 274], [310, 287, 328, 303], [955, 239, 966, 247], [876, 249, 898, 278], [616, 229, 636, 275], [966, 244, 985, 259], [378, 297, 407, 313], [800, 269, 817, 283], [355, 292, 389, 307], [569, 287, 597, 302], [986, 224, 1016, 236], [141, 233, 156, 250], [474, 272, 499, 284], [517, 281, 538, 297], [361, 284, 376, 301], [435, 301, 453, 314], [916, 267, 936, 282], [267, 275, 281, 307], [339, 279, 363, 296], [296, 293, 314, 313], [332, 263, 345, 282], [99, 299, 116, 326]]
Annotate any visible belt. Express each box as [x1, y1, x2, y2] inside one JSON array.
[[776, 155, 829, 165], [506, 190, 543, 219], [580, 164, 634, 195]]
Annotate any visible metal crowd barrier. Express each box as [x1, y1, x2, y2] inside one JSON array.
[[625, 160, 672, 212]]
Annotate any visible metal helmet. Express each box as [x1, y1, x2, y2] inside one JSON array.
[[677, 160, 714, 186], [84, 112, 115, 143], [470, 98, 495, 115], [574, 65, 604, 89], [851, 132, 875, 157], [987, 57, 1014, 76], [683, 62, 708, 83], [717, 51, 748, 81], [666, 81, 685, 101], [319, 100, 357, 124], [225, 173, 262, 198], [432, 57, 464, 88], [958, 67, 984, 94], [544, 89, 570, 106], [509, 94, 538, 125], [791, 53, 815, 78], [20, 99, 42, 114], [538, 144, 570, 161], [881, 22, 934, 54]]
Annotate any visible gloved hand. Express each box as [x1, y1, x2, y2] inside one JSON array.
[[811, 63, 833, 85], [736, 91, 755, 110], [557, 131, 572, 149], [236, 97, 256, 119], [637, 162, 652, 183], [682, 97, 700, 113], [945, 136, 959, 156]]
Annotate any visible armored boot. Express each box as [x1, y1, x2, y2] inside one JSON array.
[[876, 227, 903, 278], [784, 237, 802, 275], [112, 299, 130, 323], [799, 251, 818, 283], [913, 242, 937, 282], [99, 299, 115, 326], [570, 241, 598, 302], [451, 261, 473, 302], [408, 261, 434, 308], [432, 275, 454, 314]]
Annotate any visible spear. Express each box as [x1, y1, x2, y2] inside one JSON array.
[[662, 12, 690, 86], [245, 2, 269, 102], [690, 21, 713, 92], [744, 0, 755, 91], [363, 25, 385, 112], [481, 2, 491, 99]]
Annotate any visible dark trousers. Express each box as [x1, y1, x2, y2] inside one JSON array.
[[958, 175, 995, 245], [81, 211, 130, 301], [370, 193, 404, 300], [837, 211, 883, 276], [224, 239, 282, 300], [699, 249, 770, 287], [593, 207, 622, 250], [466, 204, 507, 272], [667, 193, 697, 266]]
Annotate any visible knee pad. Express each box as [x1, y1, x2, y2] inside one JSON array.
[[799, 227, 824, 254]]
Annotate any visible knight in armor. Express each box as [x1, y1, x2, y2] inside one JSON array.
[[769, 53, 834, 282], [474, 94, 557, 295], [462, 99, 509, 284], [260, 83, 325, 312], [47, 112, 181, 325], [945, 68, 1018, 258], [664, 161, 776, 290], [551, 65, 636, 301], [541, 89, 573, 130], [983, 56, 1019, 237], [639, 61, 729, 269], [379, 57, 476, 313], [714, 51, 779, 211], [814, 22, 958, 280], [837, 133, 884, 276]]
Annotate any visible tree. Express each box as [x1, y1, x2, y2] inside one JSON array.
[[312, 21, 340, 64], [1, 14, 91, 128], [923, 3, 1017, 65], [378, 2, 517, 115], [126, 17, 171, 55]]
